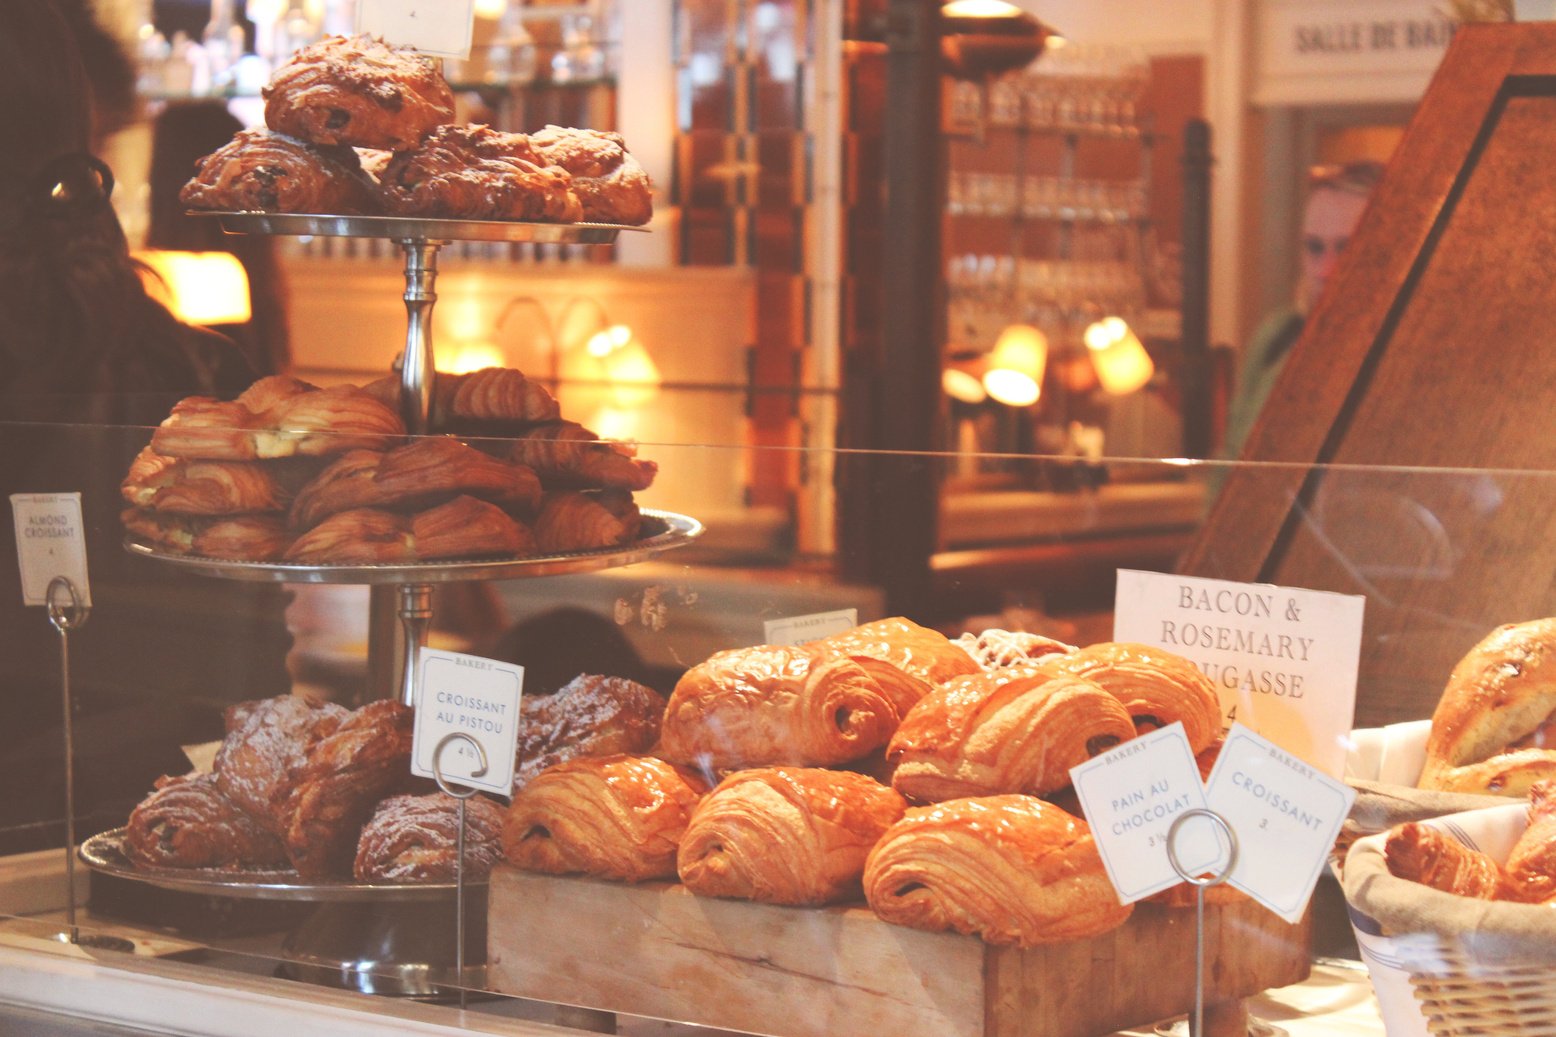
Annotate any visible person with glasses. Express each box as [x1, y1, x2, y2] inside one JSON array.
[[0, 0, 291, 856], [1219, 160, 1385, 466]]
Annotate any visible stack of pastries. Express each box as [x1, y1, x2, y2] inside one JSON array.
[[179, 34, 651, 225], [502, 620, 1227, 949], [120, 368, 658, 564]]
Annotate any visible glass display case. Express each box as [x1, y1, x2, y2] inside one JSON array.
[[5, 411, 1556, 1037]]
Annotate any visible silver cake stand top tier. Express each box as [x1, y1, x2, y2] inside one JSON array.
[[192, 210, 642, 245]]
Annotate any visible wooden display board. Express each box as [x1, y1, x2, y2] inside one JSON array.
[[487, 868, 1309, 1037], [1183, 23, 1556, 728]]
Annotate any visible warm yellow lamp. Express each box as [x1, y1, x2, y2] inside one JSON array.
[[942, 365, 988, 404], [1084, 316, 1155, 395], [136, 250, 251, 325], [982, 323, 1047, 407]]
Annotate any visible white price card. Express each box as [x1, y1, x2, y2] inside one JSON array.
[[764, 608, 858, 646], [356, 0, 475, 57], [1068, 723, 1224, 903], [1113, 569, 1365, 777], [411, 647, 522, 795], [11, 493, 91, 608], [1203, 723, 1356, 924]]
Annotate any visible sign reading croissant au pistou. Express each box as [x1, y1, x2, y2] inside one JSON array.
[[1113, 570, 1365, 778], [412, 647, 523, 795]]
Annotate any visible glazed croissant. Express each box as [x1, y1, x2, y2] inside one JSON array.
[[658, 644, 900, 770], [813, 617, 982, 715], [1419, 619, 1556, 796], [1505, 780, 1556, 902], [677, 768, 906, 905], [503, 754, 708, 882], [287, 437, 543, 531], [1384, 821, 1508, 900], [1035, 642, 1223, 753], [864, 795, 1132, 947], [887, 669, 1136, 803]]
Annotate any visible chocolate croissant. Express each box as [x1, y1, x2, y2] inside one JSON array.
[[263, 35, 454, 151], [658, 644, 900, 770], [354, 793, 506, 883], [1384, 821, 1508, 900], [507, 421, 658, 491], [283, 699, 415, 878], [1035, 642, 1223, 753], [813, 617, 982, 715], [503, 754, 708, 882], [864, 795, 1132, 947], [123, 772, 288, 871], [179, 128, 378, 214], [1419, 619, 1556, 796], [287, 437, 543, 531], [378, 124, 583, 222], [677, 768, 906, 905], [887, 669, 1136, 803], [529, 124, 653, 226]]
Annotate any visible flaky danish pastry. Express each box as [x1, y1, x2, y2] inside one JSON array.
[[123, 772, 289, 871], [283, 699, 415, 878], [214, 694, 350, 834], [864, 795, 1131, 947], [378, 124, 583, 222], [179, 128, 378, 214], [354, 793, 506, 883], [529, 125, 653, 226], [1035, 642, 1222, 753], [533, 490, 641, 554], [887, 669, 1136, 803], [658, 644, 899, 770], [150, 376, 405, 462], [954, 629, 1078, 671], [287, 437, 543, 531], [503, 754, 708, 882], [1419, 619, 1556, 796], [263, 35, 454, 151], [1384, 821, 1508, 900], [813, 617, 982, 715], [677, 768, 906, 905], [121, 508, 291, 561], [507, 421, 658, 491], [121, 446, 313, 515], [282, 495, 535, 564], [515, 674, 667, 791]]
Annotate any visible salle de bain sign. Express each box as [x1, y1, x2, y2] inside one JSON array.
[[1256, 0, 1456, 105]]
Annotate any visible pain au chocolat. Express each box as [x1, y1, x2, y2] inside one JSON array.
[[1035, 641, 1223, 753], [863, 794, 1131, 947], [886, 668, 1136, 803], [812, 617, 983, 716], [503, 754, 708, 882], [677, 767, 906, 906]]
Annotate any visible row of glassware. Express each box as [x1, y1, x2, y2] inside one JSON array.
[[947, 172, 1149, 224]]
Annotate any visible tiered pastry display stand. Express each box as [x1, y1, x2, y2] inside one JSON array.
[[86, 214, 701, 998]]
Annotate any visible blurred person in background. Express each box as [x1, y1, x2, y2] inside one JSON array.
[[1220, 161, 1385, 463], [0, 0, 291, 854]]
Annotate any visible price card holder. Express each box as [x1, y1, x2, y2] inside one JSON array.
[[356, 0, 476, 58], [764, 608, 858, 646], [1203, 723, 1356, 924], [1068, 723, 1224, 904]]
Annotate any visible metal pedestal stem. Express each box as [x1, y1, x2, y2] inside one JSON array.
[[397, 238, 444, 436]]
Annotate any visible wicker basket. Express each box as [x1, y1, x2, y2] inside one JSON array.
[[1342, 804, 1556, 1036]]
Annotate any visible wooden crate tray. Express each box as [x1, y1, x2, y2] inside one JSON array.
[[487, 867, 1310, 1037]]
